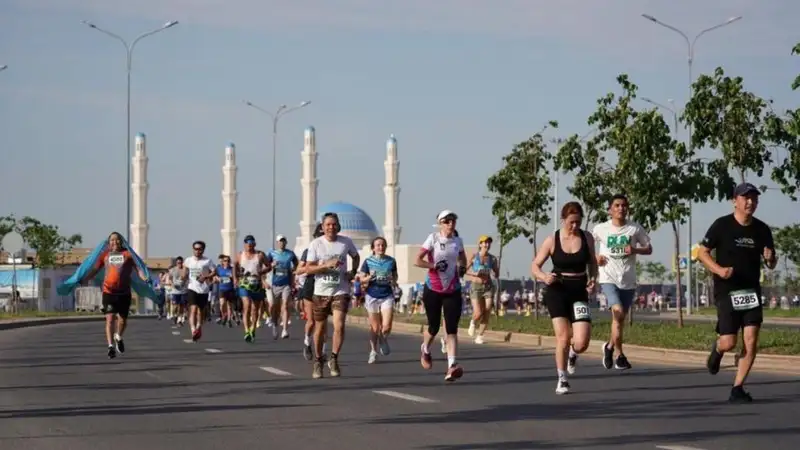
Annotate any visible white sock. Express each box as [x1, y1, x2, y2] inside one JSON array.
[[447, 355, 456, 367], [569, 346, 577, 358], [114, 333, 122, 341], [421, 343, 430, 354], [304, 335, 310, 346], [557, 369, 567, 380]]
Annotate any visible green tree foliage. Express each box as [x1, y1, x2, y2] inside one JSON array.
[[0, 215, 83, 268], [644, 261, 667, 285], [556, 74, 715, 327], [682, 67, 773, 197], [772, 224, 800, 277], [764, 42, 800, 201]]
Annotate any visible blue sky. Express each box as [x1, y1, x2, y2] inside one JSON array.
[[1, 0, 799, 278]]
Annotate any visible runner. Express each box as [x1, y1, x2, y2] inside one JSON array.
[[77, 232, 150, 358], [358, 236, 398, 364], [699, 182, 776, 403], [167, 257, 189, 325], [184, 241, 216, 342], [415, 210, 467, 382], [296, 223, 327, 360], [268, 234, 299, 339], [466, 235, 499, 344], [304, 212, 360, 378], [531, 201, 597, 394], [234, 235, 271, 342], [592, 194, 652, 371], [214, 254, 236, 327]]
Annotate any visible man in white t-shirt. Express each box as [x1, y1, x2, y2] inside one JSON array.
[[592, 194, 652, 371], [184, 240, 216, 342], [305, 212, 361, 379]]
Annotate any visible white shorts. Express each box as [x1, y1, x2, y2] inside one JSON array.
[[365, 294, 394, 314], [271, 285, 291, 305]]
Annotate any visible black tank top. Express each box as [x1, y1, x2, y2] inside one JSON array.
[[551, 230, 591, 274]]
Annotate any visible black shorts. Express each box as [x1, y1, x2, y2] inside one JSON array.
[[102, 292, 132, 318], [300, 276, 315, 300], [187, 290, 209, 309], [219, 289, 236, 302], [542, 275, 591, 323], [715, 288, 764, 336]]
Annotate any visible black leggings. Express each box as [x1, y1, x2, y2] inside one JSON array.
[[422, 286, 463, 336]]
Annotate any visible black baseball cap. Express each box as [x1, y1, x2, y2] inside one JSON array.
[[244, 235, 256, 243], [733, 183, 760, 197]]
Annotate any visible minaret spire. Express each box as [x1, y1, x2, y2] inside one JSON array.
[[383, 134, 401, 252], [221, 142, 238, 257]]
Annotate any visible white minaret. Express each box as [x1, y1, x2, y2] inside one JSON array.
[[221, 142, 238, 257], [296, 126, 318, 251], [383, 134, 401, 250], [130, 132, 149, 259]]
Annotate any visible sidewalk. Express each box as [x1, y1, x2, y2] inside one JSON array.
[[345, 315, 800, 377]]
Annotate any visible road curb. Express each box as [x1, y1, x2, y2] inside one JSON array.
[[0, 315, 154, 331], [344, 315, 800, 376]]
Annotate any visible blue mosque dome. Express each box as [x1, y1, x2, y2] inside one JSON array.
[[317, 201, 378, 234]]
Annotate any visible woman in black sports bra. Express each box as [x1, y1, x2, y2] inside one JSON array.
[[532, 201, 598, 395]]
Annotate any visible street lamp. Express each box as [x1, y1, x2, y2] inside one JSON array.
[[0, 65, 7, 72], [641, 14, 742, 315], [243, 100, 312, 244], [641, 97, 679, 140], [82, 19, 179, 242]]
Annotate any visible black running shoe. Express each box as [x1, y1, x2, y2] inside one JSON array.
[[602, 342, 614, 369], [303, 345, 313, 361], [115, 337, 125, 354], [707, 341, 722, 375], [107, 345, 117, 359], [614, 354, 632, 370], [729, 385, 753, 403]]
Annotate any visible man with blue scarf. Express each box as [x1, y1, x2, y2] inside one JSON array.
[[57, 231, 156, 359]]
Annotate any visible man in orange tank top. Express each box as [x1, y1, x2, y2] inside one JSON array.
[[83, 232, 148, 359]]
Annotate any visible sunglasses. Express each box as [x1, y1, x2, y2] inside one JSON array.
[[193, 247, 204, 251], [440, 217, 456, 224]]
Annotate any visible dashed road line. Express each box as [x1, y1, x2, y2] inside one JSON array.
[[260, 366, 292, 376], [171, 331, 180, 335], [205, 348, 222, 354], [372, 390, 438, 403], [656, 445, 709, 450], [182, 339, 194, 344]]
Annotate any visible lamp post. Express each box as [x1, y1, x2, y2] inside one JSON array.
[[82, 20, 179, 242], [243, 100, 312, 244], [642, 97, 679, 140], [641, 14, 742, 314], [0, 65, 7, 73]]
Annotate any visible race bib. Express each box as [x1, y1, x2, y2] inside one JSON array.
[[572, 301, 591, 321], [319, 271, 341, 287], [374, 271, 391, 285], [173, 280, 184, 289], [108, 253, 125, 267], [274, 268, 287, 277], [730, 289, 760, 311], [189, 268, 202, 278], [220, 277, 231, 284], [247, 275, 260, 286]]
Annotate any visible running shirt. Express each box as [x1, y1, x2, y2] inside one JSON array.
[[702, 214, 773, 293], [268, 249, 298, 287], [95, 249, 135, 294], [471, 252, 496, 282], [296, 249, 310, 285], [306, 235, 359, 297], [360, 255, 398, 299], [184, 256, 215, 294], [169, 267, 188, 295], [216, 266, 234, 292], [592, 220, 650, 290], [420, 232, 464, 294], [239, 251, 264, 292]]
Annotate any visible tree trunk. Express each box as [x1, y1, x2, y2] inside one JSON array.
[[671, 221, 684, 328]]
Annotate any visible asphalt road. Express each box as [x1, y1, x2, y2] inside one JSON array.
[[0, 317, 798, 450]]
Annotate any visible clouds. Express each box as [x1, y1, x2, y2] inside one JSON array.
[[12, 0, 798, 58]]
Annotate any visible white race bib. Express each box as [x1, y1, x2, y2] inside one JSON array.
[[247, 275, 260, 286], [220, 277, 231, 284], [275, 268, 287, 277], [108, 253, 125, 267], [319, 271, 340, 287], [572, 301, 591, 321], [730, 290, 760, 311], [189, 268, 202, 278]]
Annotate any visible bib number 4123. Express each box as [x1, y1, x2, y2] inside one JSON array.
[[730, 290, 760, 311]]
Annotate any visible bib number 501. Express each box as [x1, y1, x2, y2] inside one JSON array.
[[730, 290, 760, 311], [573, 302, 591, 321]]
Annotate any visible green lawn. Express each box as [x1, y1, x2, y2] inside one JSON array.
[[349, 309, 800, 356], [694, 306, 800, 318]]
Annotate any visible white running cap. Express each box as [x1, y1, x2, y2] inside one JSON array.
[[436, 210, 458, 221], [275, 234, 287, 242]]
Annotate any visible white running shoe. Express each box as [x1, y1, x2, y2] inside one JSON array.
[[555, 379, 570, 395], [468, 320, 475, 337], [474, 335, 485, 345], [368, 350, 378, 364], [440, 337, 447, 355]]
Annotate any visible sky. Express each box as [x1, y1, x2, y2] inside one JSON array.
[[1, 0, 799, 279]]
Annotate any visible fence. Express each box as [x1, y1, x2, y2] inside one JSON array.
[[74, 287, 103, 312]]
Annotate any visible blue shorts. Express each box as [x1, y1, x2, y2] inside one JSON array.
[[238, 287, 265, 301], [170, 293, 186, 305], [600, 284, 635, 313]]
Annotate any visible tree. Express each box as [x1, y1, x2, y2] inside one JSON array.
[[765, 43, 800, 200], [645, 261, 667, 286], [772, 224, 800, 294], [0, 215, 83, 268], [556, 74, 715, 327], [682, 67, 774, 198], [487, 121, 557, 318], [553, 136, 616, 227]]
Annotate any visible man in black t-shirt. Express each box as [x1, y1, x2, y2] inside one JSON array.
[[697, 182, 777, 403]]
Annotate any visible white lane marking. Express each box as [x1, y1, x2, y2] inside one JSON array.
[[171, 326, 178, 329], [259, 366, 292, 376], [171, 331, 180, 335], [656, 446, 709, 450], [183, 339, 194, 343], [205, 348, 222, 354], [373, 390, 438, 404]]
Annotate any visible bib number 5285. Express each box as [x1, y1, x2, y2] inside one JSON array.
[[730, 290, 760, 311]]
